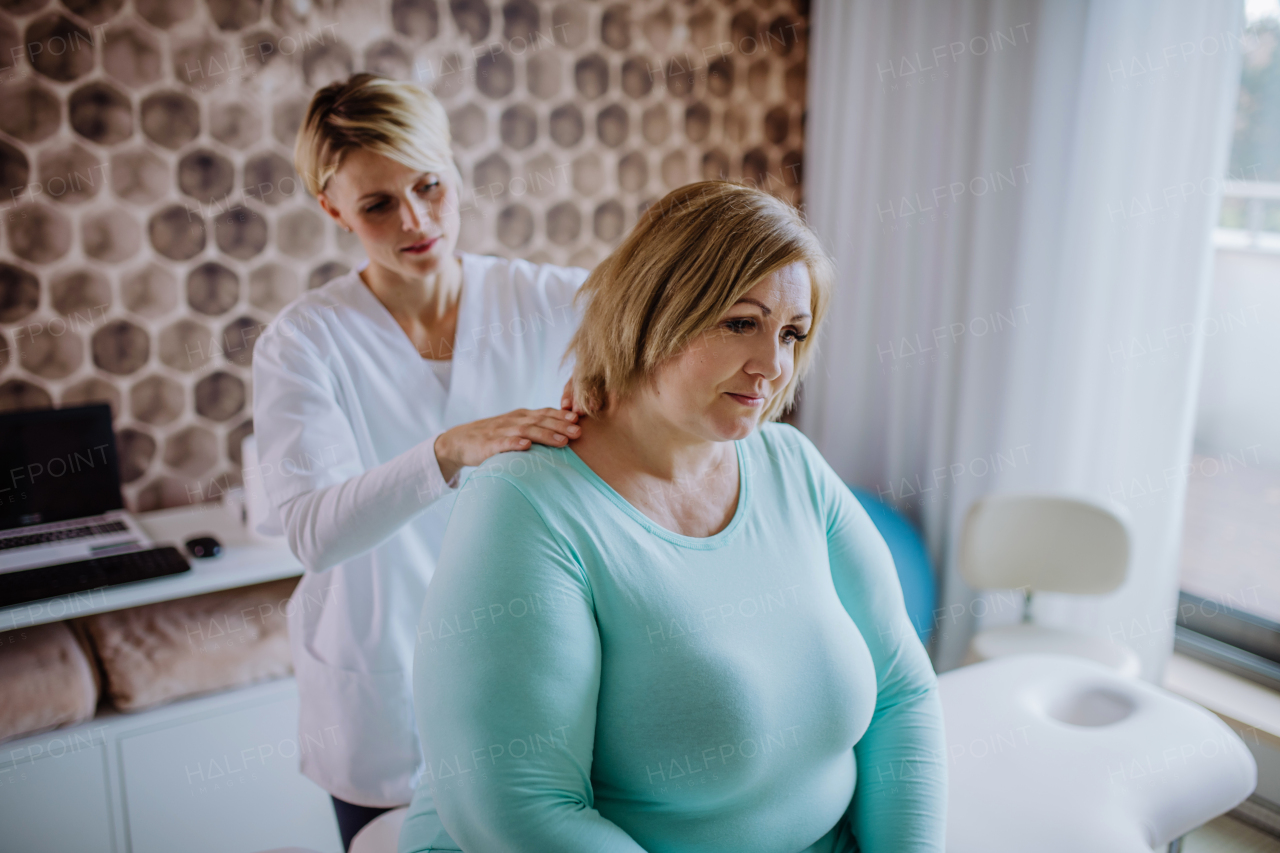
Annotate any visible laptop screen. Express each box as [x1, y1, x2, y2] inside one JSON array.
[[0, 403, 124, 532]]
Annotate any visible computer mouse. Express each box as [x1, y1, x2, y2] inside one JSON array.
[[185, 535, 222, 559]]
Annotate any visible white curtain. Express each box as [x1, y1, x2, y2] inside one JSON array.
[[800, 0, 1245, 678]]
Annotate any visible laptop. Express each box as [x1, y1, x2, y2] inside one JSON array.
[[0, 403, 189, 608]]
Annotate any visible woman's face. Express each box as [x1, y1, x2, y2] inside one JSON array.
[[317, 148, 461, 280], [645, 262, 813, 442]]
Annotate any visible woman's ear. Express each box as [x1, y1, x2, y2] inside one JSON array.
[[316, 192, 351, 233]]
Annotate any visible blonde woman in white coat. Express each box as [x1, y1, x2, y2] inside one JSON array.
[[250, 73, 586, 851]]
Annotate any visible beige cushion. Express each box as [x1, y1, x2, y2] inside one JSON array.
[[77, 577, 298, 712], [0, 621, 99, 744]]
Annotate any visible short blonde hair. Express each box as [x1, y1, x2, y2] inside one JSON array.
[[293, 72, 460, 198], [568, 181, 834, 423]]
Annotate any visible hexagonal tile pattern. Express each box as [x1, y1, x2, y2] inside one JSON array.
[[208, 0, 263, 30], [141, 90, 201, 149], [134, 475, 193, 512], [158, 318, 214, 371], [276, 206, 325, 258], [0, 0, 809, 512], [163, 424, 218, 477], [149, 204, 207, 260], [475, 51, 515, 98], [227, 419, 254, 466], [0, 263, 40, 322], [18, 322, 83, 378], [111, 147, 170, 204], [554, 3, 589, 48], [527, 51, 561, 99], [596, 104, 628, 147], [302, 39, 354, 88], [82, 207, 142, 262], [391, 0, 439, 40], [135, 0, 197, 29], [221, 316, 262, 366], [213, 201, 268, 257], [187, 262, 240, 315], [62, 377, 122, 419], [249, 262, 300, 313], [308, 260, 349, 290], [0, 80, 61, 143], [50, 268, 111, 317], [271, 97, 308, 147], [36, 143, 104, 204], [210, 99, 264, 149], [195, 370, 246, 421], [545, 201, 580, 245], [550, 104, 583, 148], [116, 427, 156, 484], [0, 379, 53, 413], [131, 374, 185, 425], [450, 0, 490, 43], [602, 5, 631, 50], [103, 23, 163, 86], [92, 319, 149, 376], [25, 14, 95, 82], [6, 203, 71, 263], [244, 151, 299, 205], [121, 262, 178, 318], [178, 149, 236, 205], [574, 54, 608, 99], [69, 82, 134, 145], [500, 105, 537, 150]]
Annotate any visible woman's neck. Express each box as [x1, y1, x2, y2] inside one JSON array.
[[360, 254, 463, 323], [591, 394, 730, 480], [359, 255, 463, 359], [572, 393, 740, 538]]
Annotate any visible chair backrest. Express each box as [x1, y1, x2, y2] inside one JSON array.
[[958, 493, 1130, 594]]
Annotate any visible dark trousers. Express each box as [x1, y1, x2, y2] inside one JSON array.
[[331, 795, 393, 852]]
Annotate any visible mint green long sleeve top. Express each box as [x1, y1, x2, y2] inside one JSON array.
[[398, 422, 947, 853]]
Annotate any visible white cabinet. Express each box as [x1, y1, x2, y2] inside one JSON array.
[[0, 730, 114, 852], [0, 678, 341, 853]]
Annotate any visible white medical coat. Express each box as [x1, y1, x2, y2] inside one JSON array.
[[251, 252, 587, 807]]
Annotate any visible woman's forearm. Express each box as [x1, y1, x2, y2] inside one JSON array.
[[850, 680, 947, 851], [278, 433, 455, 572]]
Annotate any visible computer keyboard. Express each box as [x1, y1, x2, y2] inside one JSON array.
[[0, 546, 191, 609], [0, 520, 128, 551]]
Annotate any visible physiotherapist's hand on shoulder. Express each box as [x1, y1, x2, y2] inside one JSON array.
[[561, 376, 586, 415], [434, 408, 581, 483]]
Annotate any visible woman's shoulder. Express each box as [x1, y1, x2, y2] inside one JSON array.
[[752, 421, 824, 467], [257, 268, 364, 352], [459, 444, 583, 504], [463, 252, 590, 312]]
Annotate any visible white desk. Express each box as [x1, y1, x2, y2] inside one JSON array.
[[0, 504, 303, 632]]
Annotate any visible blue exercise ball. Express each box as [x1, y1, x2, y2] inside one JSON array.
[[849, 487, 936, 645]]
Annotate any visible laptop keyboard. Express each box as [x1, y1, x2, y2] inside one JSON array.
[[0, 546, 191, 609], [0, 520, 128, 551]]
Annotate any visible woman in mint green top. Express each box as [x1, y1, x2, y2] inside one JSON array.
[[399, 182, 947, 853]]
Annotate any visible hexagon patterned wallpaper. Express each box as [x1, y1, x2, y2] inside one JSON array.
[[0, 0, 808, 512]]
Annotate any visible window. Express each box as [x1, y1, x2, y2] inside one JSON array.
[[1175, 1, 1280, 687]]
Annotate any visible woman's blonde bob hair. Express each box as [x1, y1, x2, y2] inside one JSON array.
[[568, 181, 834, 423], [293, 72, 460, 198]]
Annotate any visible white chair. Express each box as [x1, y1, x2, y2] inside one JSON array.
[[959, 493, 1141, 676], [941, 653, 1256, 852], [350, 806, 408, 853]]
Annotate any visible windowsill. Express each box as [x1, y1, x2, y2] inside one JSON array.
[[1164, 652, 1280, 748]]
